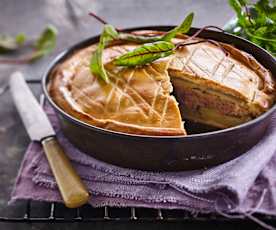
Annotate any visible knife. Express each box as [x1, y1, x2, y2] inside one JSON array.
[[9, 72, 89, 208]]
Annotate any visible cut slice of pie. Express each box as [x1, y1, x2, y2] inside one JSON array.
[[49, 43, 186, 136], [169, 37, 275, 128]]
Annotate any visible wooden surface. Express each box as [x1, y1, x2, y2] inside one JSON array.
[[0, 0, 234, 229]]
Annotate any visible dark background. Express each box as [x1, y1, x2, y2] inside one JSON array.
[[0, 0, 264, 229]]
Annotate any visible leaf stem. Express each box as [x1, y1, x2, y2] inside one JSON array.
[[245, 29, 276, 43], [0, 52, 35, 64], [189, 25, 225, 40], [89, 11, 122, 31], [0, 58, 29, 64], [244, 5, 254, 26], [175, 40, 207, 49], [179, 25, 229, 56], [175, 39, 229, 56], [205, 39, 229, 56]]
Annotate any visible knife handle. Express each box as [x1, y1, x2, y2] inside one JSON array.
[[41, 137, 89, 208]]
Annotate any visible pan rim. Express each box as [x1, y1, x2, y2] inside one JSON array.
[[42, 26, 276, 140]]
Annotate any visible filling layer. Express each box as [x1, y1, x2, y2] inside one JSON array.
[[171, 77, 255, 128]]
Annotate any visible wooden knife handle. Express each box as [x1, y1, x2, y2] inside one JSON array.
[[41, 137, 89, 208]]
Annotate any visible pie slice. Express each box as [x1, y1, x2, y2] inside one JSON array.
[[169, 37, 275, 128], [49, 43, 186, 136]]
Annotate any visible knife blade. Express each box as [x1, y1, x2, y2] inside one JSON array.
[[9, 72, 89, 208], [9, 72, 55, 141]]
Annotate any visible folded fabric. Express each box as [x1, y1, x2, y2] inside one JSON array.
[[11, 105, 276, 215]]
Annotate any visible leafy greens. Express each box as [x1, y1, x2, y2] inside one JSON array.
[[90, 24, 119, 83], [0, 25, 58, 64], [0, 33, 26, 53], [116, 12, 194, 44], [90, 13, 194, 82], [226, 0, 276, 56], [114, 41, 175, 66], [30, 25, 58, 61], [161, 12, 194, 41]]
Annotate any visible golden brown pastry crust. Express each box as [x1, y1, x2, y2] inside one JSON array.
[[169, 40, 275, 112], [49, 42, 185, 136], [48, 30, 275, 134]]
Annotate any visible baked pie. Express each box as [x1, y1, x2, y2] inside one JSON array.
[[48, 31, 275, 135], [49, 42, 185, 136]]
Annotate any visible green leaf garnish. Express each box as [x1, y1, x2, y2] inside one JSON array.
[[114, 41, 175, 67], [0, 33, 26, 53], [116, 13, 194, 44], [90, 25, 119, 83], [101, 24, 119, 44], [30, 25, 58, 61], [161, 12, 194, 41], [256, 0, 276, 21], [118, 33, 162, 43], [89, 13, 194, 82], [90, 47, 108, 82], [15, 33, 26, 45], [227, 0, 276, 56], [0, 25, 58, 64]]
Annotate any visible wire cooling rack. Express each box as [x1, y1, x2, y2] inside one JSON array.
[[2, 200, 276, 224], [0, 79, 275, 227], [0, 200, 216, 222]]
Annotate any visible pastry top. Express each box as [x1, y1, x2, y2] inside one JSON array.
[[168, 35, 275, 113], [48, 30, 275, 135], [48, 42, 185, 136]]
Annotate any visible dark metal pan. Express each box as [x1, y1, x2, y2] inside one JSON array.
[[42, 26, 276, 171]]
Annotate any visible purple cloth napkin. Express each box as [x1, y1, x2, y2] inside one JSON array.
[[10, 105, 276, 215]]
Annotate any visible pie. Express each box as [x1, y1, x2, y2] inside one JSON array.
[[48, 31, 275, 136]]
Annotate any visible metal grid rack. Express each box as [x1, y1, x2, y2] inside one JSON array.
[[0, 79, 275, 226], [1, 200, 276, 224]]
